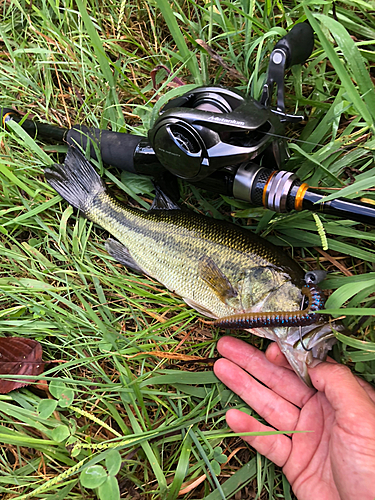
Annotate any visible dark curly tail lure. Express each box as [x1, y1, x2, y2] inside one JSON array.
[[214, 283, 325, 329]]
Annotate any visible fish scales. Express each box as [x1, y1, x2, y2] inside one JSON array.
[[45, 147, 338, 387], [87, 189, 304, 319]]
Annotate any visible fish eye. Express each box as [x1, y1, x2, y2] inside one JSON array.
[[305, 270, 327, 285]]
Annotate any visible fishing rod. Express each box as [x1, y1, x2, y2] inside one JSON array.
[[2, 22, 375, 226]]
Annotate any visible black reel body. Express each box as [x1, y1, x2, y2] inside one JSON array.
[[148, 86, 287, 182]]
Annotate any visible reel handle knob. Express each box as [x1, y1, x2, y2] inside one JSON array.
[[275, 22, 314, 68]]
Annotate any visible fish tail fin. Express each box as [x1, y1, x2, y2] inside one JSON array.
[[44, 147, 106, 215]]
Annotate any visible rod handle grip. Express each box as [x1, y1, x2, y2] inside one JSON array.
[[66, 126, 143, 173]]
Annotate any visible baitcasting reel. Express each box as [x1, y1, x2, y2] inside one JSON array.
[[2, 22, 375, 225], [148, 22, 314, 182]]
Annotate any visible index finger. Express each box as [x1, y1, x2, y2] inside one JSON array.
[[265, 342, 336, 369], [216, 337, 315, 408], [267, 342, 375, 405]]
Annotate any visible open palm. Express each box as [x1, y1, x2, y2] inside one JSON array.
[[214, 337, 375, 500]]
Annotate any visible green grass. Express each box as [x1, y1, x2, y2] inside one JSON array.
[[0, 0, 375, 499]]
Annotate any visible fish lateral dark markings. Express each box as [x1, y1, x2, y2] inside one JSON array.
[[45, 147, 337, 386]]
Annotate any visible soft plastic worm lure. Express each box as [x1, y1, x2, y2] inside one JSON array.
[[214, 284, 325, 329]]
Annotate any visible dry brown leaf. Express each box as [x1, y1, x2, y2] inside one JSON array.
[[0, 338, 45, 393]]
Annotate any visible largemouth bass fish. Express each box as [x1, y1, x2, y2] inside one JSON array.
[[45, 147, 336, 386]]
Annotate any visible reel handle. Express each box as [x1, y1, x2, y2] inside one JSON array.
[[260, 22, 314, 115], [275, 22, 314, 68]]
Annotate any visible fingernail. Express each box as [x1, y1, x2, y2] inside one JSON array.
[[308, 358, 323, 368]]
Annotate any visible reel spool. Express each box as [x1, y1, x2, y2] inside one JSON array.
[[148, 86, 287, 182]]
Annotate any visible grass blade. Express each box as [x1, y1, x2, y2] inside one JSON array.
[[316, 13, 375, 121], [155, 0, 202, 84], [304, 8, 375, 130], [75, 0, 125, 127], [166, 433, 192, 500]]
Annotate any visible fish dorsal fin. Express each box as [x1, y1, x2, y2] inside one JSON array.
[[198, 256, 238, 305], [150, 185, 181, 210]]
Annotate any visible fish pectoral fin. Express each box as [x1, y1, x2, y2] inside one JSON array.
[[198, 256, 238, 305], [183, 298, 217, 319], [150, 185, 181, 211], [105, 238, 145, 274]]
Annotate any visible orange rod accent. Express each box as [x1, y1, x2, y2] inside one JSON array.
[[262, 171, 276, 208], [294, 183, 309, 211], [2, 112, 14, 127]]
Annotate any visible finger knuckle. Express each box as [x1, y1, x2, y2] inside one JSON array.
[[262, 402, 277, 422], [329, 363, 352, 379], [266, 436, 280, 458]]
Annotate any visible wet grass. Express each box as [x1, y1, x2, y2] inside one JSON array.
[[0, 0, 375, 499]]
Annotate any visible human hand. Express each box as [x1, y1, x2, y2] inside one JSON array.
[[214, 337, 375, 500]]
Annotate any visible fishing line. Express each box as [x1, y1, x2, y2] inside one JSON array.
[[299, 293, 313, 352], [259, 129, 374, 153]]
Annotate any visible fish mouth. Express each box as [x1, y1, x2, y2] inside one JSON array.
[[248, 322, 341, 387], [278, 322, 338, 387]]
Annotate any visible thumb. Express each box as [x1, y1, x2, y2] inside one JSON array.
[[308, 361, 375, 415]]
